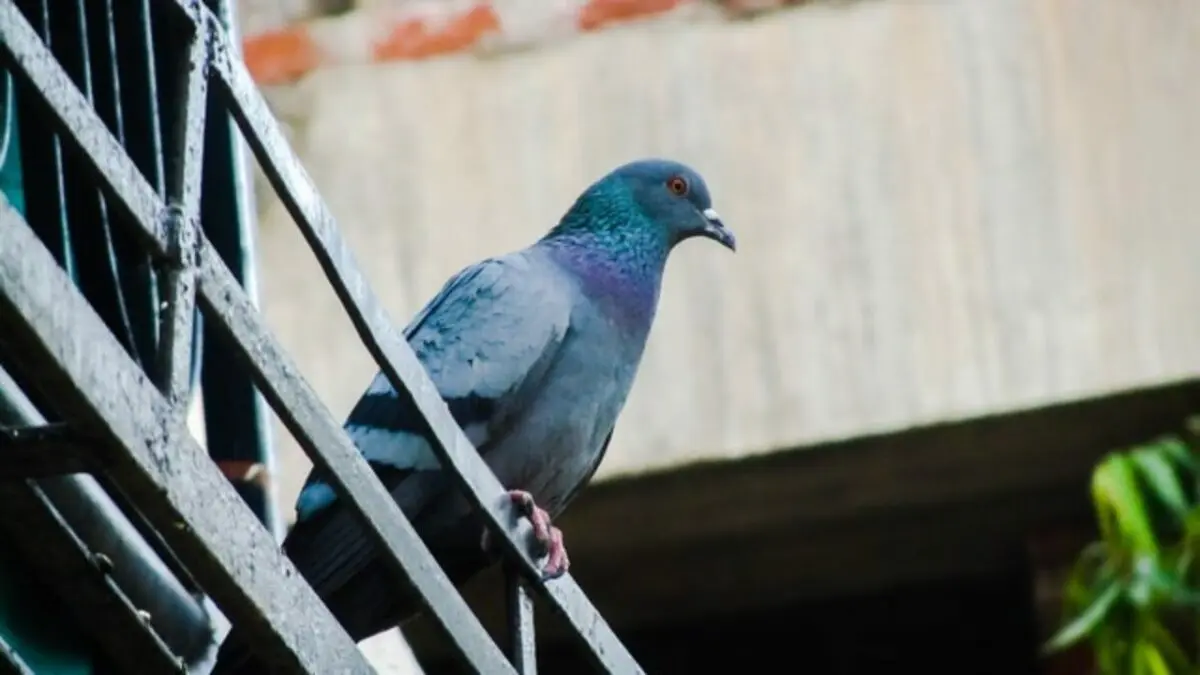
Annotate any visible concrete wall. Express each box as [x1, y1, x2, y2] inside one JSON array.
[[251, 0, 1200, 515]]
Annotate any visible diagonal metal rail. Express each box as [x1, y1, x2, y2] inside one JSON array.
[[0, 0, 645, 671]]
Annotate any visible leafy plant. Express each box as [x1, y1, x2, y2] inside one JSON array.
[[1045, 417, 1200, 674]]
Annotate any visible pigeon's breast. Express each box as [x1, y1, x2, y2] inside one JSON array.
[[485, 297, 648, 516]]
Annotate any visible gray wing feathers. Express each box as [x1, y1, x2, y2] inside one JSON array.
[[407, 253, 572, 407], [282, 251, 573, 632]]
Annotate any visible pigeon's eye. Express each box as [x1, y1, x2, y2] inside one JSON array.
[[666, 176, 689, 196]]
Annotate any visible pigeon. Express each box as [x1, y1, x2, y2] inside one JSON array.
[[211, 158, 736, 673]]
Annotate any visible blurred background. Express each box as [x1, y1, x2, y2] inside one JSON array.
[[0, 0, 1197, 673], [228, 0, 1200, 672]]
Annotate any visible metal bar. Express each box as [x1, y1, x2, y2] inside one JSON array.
[[7, 2, 642, 672], [0, 379, 192, 673], [0, 366, 215, 665], [203, 17, 645, 675], [102, 0, 208, 597], [7, 2, 518, 669], [99, 0, 167, 377], [0, 422, 103, 478], [69, 0, 153, 368], [90, 0, 155, 367], [156, 19, 206, 402], [91, 0, 127, 146], [164, 19, 206, 214], [506, 566, 538, 675], [0, 200, 372, 673], [0, 8, 503, 671], [4, 0, 206, 603], [155, 206, 197, 403], [195, 1, 280, 537], [0, 0, 168, 256], [113, 0, 165, 196], [36, 476, 216, 664], [0, 5, 214, 662], [13, 0, 74, 278], [195, 236, 516, 673], [0, 633, 32, 675], [0, 482, 185, 674]]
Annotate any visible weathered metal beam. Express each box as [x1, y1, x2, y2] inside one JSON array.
[[506, 567, 538, 675], [0, 378, 187, 675], [156, 17, 207, 404], [156, 205, 198, 405], [0, 422, 102, 479], [0, 198, 372, 673], [4, 0, 643, 671], [0, 3, 512, 670], [0, 366, 215, 666], [203, 17, 645, 675]]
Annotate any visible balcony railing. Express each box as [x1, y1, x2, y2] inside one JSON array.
[[0, 0, 645, 672]]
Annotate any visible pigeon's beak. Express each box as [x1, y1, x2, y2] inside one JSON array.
[[700, 208, 737, 252]]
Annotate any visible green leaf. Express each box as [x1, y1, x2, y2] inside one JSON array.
[[1136, 557, 1200, 607], [1094, 630, 1131, 675], [1062, 543, 1115, 616], [1044, 580, 1122, 654], [1156, 437, 1198, 477], [1132, 641, 1172, 675], [1183, 509, 1200, 537], [1093, 455, 1159, 555], [1131, 447, 1190, 519]]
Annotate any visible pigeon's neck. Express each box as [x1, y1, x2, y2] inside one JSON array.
[[541, 212, 668, 333]]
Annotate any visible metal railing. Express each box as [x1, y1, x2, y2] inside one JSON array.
[[0, 0, 644, 672], [0, 634, 31, 675]]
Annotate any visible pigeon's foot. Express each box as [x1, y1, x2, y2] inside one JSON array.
[[509, 489, 569, 580], [477, 490, 570, 580]]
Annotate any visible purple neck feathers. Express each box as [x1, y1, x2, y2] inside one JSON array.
[[541, 234, 667, 334]]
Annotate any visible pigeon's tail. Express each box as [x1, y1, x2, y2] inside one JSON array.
[[207, 471, 494, 673], [206, 534, 493, 675]]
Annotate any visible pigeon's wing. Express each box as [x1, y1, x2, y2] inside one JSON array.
[[283, 252, 573, 605]]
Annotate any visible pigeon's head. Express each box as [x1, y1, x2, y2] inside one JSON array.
[[613, 159, 737, 253]]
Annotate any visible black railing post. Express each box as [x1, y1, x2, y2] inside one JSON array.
[[196, 0, 281, 539]]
